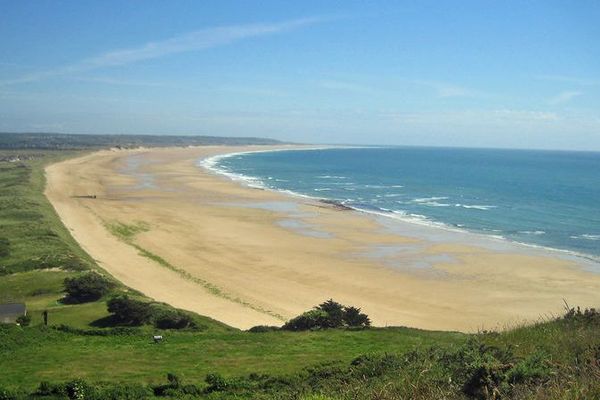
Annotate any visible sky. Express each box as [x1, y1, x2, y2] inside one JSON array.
[[1, 1, 599, 150]]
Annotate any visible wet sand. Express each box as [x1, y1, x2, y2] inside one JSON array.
[[44, 146, 600, 331]]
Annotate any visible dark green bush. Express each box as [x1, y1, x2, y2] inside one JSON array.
[[0, 387, 17, 400], [106, 295, 152, 325], [66, 378, 92, 400], [64, 273, 113, 303], [342, 305, 371, 328], [205, 373, 228, 392], [282, 309, 330, 331], [282, 299, 371, 331], [316, 299, 345, 328], [248, 325, 280, 333], [154, 310, 195, 329]]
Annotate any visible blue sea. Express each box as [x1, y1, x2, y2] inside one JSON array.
[[205, 147, 600, 259]]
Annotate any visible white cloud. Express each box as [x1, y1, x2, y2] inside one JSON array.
[[0, 16, 326, 87], [547, 91, 582, 105]]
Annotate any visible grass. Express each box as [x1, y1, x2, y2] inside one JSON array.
[[0, 150, 94, 275], [0, 325, 462, 390]]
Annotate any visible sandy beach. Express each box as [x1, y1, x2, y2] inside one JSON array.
[[44, 146, 600, 331]]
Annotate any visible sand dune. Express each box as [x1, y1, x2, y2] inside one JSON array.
[[44, 146, 600, 331]]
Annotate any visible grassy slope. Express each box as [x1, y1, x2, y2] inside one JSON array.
[[0, 150, 94, 275]]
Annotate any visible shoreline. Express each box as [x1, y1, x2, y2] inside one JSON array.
[[201, 147, 600, 272], [45, 145, 600, 331]]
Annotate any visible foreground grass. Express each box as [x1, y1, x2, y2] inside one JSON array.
[[0, 324, 461, 391]]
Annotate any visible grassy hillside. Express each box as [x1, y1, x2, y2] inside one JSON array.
[[0, 149, 598, 399], [0, 150, 94, 275]]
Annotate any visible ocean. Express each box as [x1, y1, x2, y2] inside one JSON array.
[[203, 147, 600, 259]]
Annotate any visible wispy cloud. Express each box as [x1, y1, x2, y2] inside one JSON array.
[[548, 90, 582, 105], [0, 16, 326, 87], [535, 74, 599, 86]]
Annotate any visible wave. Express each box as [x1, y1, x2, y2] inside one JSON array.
[[317, 175, 347, 179], [412, 196, 449, 203], [570, 234, 600, 241], [520, 230, 546, 235], [456, 204, 497, 210]]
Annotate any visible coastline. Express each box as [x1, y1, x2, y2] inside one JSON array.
[[202, 147, 600, 272], [45, 145, 600, 331]]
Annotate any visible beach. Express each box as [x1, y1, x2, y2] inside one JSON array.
[[44, 146, 600, 331]]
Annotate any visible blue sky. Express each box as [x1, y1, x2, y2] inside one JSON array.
[[1, 1, 599, 150]]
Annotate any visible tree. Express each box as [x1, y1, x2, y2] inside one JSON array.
[[107, 295, 152, 325], [317, 299, 345, 328], [282, 299, 372, 331], [282, 309, 330, 331], [64, 273, 113, 303], [343, 306, 371, 328]]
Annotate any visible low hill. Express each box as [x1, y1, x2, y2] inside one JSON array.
[[0, 132, 284, 150]]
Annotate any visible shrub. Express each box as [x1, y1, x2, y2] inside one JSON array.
[[282, 299, 372, 331], [0, 387, 17, 400], [154, 310, 195, 329], [16, 314, 30, 326], [343, 306, 371, 328], [64, 273, 113, 303], [505, 351, 551, 385], [107, 295, 152, 325], [248, 325, 280, 333], [205, 373, 228, 392], [282, 309, 330, 331], [65, 379, 91, 400], [316, 299, 345, 328], [563, 306, 600, 326]]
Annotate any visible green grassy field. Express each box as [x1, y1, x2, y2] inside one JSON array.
[[0, 150, 95, 276], [0, 149, 599, 399]]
